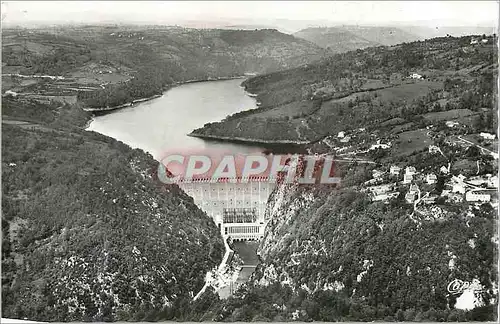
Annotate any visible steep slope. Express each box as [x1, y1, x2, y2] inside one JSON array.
[[343, 25, 421, 46], [216, 180, 496, 321], [294, 27, 379, 53], [294, 26, 420, 52], [1, 98, 224, 321]]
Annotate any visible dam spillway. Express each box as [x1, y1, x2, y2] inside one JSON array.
[[178, 178, 277, 241]]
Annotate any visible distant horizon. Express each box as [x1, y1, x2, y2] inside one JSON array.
[[1, 1, 498, 33], [2, 19, 497, 37]]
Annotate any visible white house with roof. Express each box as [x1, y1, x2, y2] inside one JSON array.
[[480, 132, 496, 140], [488, 176, 498, 188], [338, 131, 345, 138], [429, 145, 441, 154], [373, 192, 400, 202], [370, 140, 391, 151], [390, 165, 401, 176], [403, 173, 413, 184], [3, 90, 18, 97], [409, 73, 423, 80], [426, 173, 438, 185], [446, 121, 459, 128], [405, 184, 420, 203], [452, 183, 466, 194], [465, 191, 491, 202], [440, 165, 449, 174], [450, 175, 467, 194], [405, 166, 417, 176]]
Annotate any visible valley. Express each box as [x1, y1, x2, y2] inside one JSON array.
[[1, 20, 498, 323]]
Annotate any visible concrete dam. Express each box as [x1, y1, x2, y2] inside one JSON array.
[[178, 177, 277, 241]]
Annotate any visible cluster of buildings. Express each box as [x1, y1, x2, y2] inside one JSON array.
[[364, 145, 497, 207], [409, 73, 424, 80], [442, 173, 497, 203], [470, 37, 489, 45], [480, 132, 496, 140]]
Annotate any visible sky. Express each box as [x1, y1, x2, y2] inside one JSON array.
[[1, 1, 498, 28]]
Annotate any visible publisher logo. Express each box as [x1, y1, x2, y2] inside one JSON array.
[[447, 279, 485, 295]]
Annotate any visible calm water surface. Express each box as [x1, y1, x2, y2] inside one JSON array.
[[87, 79, 265, 159]]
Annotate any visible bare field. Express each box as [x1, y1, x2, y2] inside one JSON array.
[[392, 128, 433, 156], [423, 108, 477, 122], [372, 81, 443, 103], [253, 100, 314, 118]]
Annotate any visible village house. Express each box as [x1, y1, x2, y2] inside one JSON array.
[[465, 191, 491, 202], [428, 145, 441, 154], [405, 184, 420, 203], [403, 173, 413, 184], [405, 166, 417, 176], [446, 121, 459, 128], [450, 175, 467, 194], [426, 173, 438, 185], [373, 192, 400, 202], [390, 165, 401, 176], [3, 90, 18, 97], [421, 195, 438, 205], [470, 37, 479, 45], [338, 131, 345, 138], [372, 169, 385, 180], [452, 183, 466, 194], [370, 141, 391, 150], [480, 132, 496, 140], [409, 73, 423, 80], [405, 191, 417, 204], [488, 176, 498, 188], [367, 183, 393, 195], [340, 136, 351, 143], [481, 38, 488, 44], [440, 165, 450, 174]]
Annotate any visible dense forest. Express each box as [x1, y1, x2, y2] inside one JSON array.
[[210, 184, 496, 321], [1, 97, 225, 321]]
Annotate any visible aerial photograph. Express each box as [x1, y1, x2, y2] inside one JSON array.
[[1, 1, 498, 322]]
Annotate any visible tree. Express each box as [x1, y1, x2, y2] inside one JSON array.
[[466, 145, 481, 158]]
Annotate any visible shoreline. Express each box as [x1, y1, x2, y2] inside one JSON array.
[[82, 75, 249, 113], [82, 94, 163, 112], [188, 132, 311, 145], [174, 75, 246, 85]]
